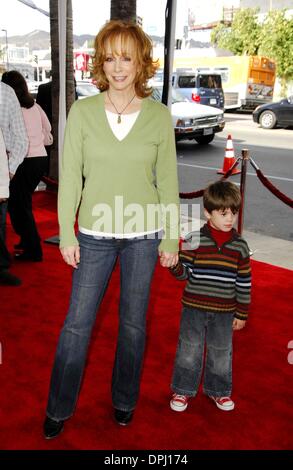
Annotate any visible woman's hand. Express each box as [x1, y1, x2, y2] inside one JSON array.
[[159, 251, 178, 268], [60, 245, 80, 269], [232, 319, 246, 330]]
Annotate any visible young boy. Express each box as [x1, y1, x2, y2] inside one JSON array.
[[169, 180, 251, 412]]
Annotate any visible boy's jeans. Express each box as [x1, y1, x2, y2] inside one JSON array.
[[46, 232, 160, 421], [171, 307, 234, 398]]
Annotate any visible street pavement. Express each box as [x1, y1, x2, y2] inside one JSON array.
[[222, 113, 292, 270], [178, 113, 293, 271]]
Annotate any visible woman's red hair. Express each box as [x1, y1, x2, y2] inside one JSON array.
[[92, 20, 159, 98]]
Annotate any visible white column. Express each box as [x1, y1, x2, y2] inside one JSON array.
[[167, 0, 177, 109], [58, 0, 67, 176]]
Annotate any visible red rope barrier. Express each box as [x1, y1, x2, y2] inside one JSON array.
[[179, 188, 204, 199], [41, 176, 58, 189], [255, 168, 293, 208], [249, 157, 293, 208], [41, 157, 241, 201]]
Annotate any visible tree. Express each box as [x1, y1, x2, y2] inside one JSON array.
[[211, 8, 261, 55], [111, 0, 136, 22], [49, 0, 75, 180], [49, 0, 59, 180], [65, 0, 75, 117], [259, 10, 293, 96]]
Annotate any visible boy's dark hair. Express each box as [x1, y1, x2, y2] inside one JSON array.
[[203, 181, 241, 214]]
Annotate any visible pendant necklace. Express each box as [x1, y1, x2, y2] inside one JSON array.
[[107, 91, 136, 124]]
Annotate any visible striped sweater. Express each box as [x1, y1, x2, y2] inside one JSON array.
[[170, 224, 251, 320]]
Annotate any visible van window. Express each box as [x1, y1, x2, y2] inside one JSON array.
[[178, 76, 196, 88], [198, 74, 222, 89]]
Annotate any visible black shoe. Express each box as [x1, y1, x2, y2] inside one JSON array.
[[114, 408, 134, 426], [0, 270, 21, 286], [43, 416, 64, 439], [14, 252, 42, 262]]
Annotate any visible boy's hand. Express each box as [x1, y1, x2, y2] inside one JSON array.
[[233, 318, 246, 330]]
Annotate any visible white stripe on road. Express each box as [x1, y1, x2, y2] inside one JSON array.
[[177, 162, 293, 183]]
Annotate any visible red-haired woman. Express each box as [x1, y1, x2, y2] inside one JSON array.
[[44, 20, 179, 438]]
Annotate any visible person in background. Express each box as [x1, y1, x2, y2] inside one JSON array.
[[0, 128, 21, 286], [36, 76, 77, 175], [36, 75, 78, 125], [43, 19, 179, 439], [36, 77, 52, 176], [0, 81, 28, 285], [169, 181, 251, 414], [36, 80, 52, 126], [2, 71, 52, 262], [0, 129, 9, 199], [36, 78, 53, 125]]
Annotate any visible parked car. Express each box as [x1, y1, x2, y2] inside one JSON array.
[[27, 80, 40, 100], [152, 87, 225, 145], [76, 80, 99, 99], [252, 96, 293, 129], [172, 71, 225, 110], [149, 69, 164, 86]]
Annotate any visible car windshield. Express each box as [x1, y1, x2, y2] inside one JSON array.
[[152, 87, 188, 104], [178, 75, 196, 88], [153, 71, 164, 83], [27, 81, 39, 92], [76, 82, 99, 96]]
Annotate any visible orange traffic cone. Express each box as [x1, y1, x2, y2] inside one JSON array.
[[217, 134, 241, 175]]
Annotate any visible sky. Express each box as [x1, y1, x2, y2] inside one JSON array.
[[0, 0, 171, 37]]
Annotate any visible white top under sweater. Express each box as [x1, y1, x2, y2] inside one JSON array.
[[105, 109, 139, 141]]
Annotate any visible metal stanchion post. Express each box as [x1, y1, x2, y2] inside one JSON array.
[[238, 149, 249, 235]]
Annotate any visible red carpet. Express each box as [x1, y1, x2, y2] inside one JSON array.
[[0, 191, 292, 450]]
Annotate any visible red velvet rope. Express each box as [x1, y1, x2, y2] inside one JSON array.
[[179, 188, 204, 199], [41, 176, 58, 188], [255, 168, 293, 208], [41, 159, 292, 209]]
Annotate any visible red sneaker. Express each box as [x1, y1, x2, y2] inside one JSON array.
[[170, 393, 189, 412], [210, 396, 235, 411]]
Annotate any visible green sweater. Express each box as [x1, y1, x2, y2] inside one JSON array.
[[58, 92, 180, 252]]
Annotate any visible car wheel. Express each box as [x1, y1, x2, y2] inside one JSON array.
[[259, 111, 277, 129], [195, 134, 215, 145]]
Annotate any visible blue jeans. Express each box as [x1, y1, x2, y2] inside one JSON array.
[[46, 232, 160, 420], [171, 307, 233, 397]]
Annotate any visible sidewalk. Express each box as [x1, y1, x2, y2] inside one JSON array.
[[243, 229, 293, 271], [180, 214, 293, 271]]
